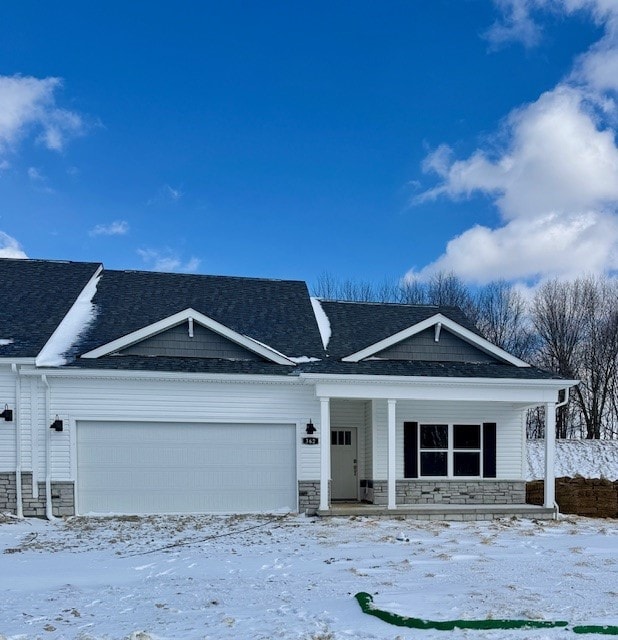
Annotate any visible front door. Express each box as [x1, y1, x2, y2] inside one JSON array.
[[330, 428, 358, 500]]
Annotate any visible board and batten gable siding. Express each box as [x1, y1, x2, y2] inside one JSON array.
[[119, 323, 262, 360], [373, 327, 498, 363], [44, 375, 322, 482], [0, 367, 15, 471], [371, 399, 525, 480]]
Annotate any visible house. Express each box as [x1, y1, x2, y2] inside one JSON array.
[[0, 258, 576, 519]]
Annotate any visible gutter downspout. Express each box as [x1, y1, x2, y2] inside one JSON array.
[[12, 364, 23, 519], [552, 388, 570, 519], [41, 374, 56, 521]]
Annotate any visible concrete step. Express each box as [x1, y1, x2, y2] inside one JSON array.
[[316, 503, 557, 521]]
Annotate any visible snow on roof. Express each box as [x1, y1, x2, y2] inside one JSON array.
[[527, 439, 618, 481], [0, 339, 14, 346], [36, 268, 102, 367], [310, 297, 331, 350]]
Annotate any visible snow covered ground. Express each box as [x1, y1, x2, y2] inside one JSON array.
[[527, 439, 618, 481], [0, 512, 616, 639]]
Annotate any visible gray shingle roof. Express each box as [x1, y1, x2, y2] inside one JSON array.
[[67, 354, 562, 380], [296, 360, 564, 380], [0, 258, 101, 359], [318, 300, 482, 359], [70, 355, 296, 376], [73, 269, 326, 359], [1, 257, 569, 383]]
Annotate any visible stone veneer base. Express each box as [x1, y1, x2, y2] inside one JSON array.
[[0, 472, 75, 517], [372, 479, 526, 505]]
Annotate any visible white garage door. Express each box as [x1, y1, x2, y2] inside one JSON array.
[[76, 421, 297, 514]]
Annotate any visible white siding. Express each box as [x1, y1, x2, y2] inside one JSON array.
[[330, 399, 368, 481], [45, 376, 321, 481], [372, 399, 525, 480], [0, 367, 15, 471]]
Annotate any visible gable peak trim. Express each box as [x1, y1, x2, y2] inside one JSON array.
[[341, 313, 530, 367], [80, 307, 295, 366]]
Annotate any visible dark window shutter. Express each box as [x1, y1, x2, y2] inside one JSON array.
[[404, 421, 418, 478], [483, 422, 497, 478]]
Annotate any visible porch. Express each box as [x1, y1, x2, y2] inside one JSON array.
[[304, 375, 565, 518], [316, 501, 556, 520]]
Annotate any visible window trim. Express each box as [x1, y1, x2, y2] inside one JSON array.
[[418, 423, 483, 479]]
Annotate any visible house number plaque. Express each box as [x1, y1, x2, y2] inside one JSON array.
[[302, 437, 319, 445]]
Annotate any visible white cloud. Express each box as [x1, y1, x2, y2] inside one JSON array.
[[485, 1, 618, 49], [137, 248, 200, 273], [147, 184, 184, 206], [89, 220, 129, 237], [0, 231, 27, 259], [27, 166, 44, 181], [0, 75, 84, 158], [414, 1, 618, 284], [484, 0, 545, 49], [408, 211, 618, 284], [420, 87, 618, 220]]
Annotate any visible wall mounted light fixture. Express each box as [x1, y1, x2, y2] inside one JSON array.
[[1, 404, 13, 421], [305, 419, 316, 434], [50, 416, 63, 432]]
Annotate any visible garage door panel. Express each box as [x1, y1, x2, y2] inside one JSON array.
[[77, 421, 297, 514]]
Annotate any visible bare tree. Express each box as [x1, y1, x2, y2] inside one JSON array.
[[474, 281, 536, 360], [532, 276, 618, 439]]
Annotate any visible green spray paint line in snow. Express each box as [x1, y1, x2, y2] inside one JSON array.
[[354, 592, 569, 631], [573, 626, 618, 635]]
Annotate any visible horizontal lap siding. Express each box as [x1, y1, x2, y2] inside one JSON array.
[[0, 368, 15, 471], [372, 400, 524, 480], [47, 377, 321, 481]]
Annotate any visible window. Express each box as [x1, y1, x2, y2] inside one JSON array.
[[419, 423, 482, 478], [331, 429, 352, 446]]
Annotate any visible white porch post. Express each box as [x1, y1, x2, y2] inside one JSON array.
[[319, 396, 331, 511], [544, 402, 556, 508], [387, 399, 397, 510]]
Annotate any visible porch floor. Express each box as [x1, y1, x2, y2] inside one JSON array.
[[316, 502, 556, 521]]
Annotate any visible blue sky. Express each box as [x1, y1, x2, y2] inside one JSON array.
[[0, 1, 616, 288]]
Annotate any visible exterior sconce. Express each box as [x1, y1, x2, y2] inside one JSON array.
[[305, 420, 316, 434], [1, 404, 13, 422], [50, 416, 63, 432]]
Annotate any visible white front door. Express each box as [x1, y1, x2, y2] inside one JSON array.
[[330, 428, 358, 500]]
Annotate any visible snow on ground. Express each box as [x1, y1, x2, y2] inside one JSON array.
[[0, 513, 616, 640], [527, 439, 618, 481]]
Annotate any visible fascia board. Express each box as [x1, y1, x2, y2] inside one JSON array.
[[341, 313, 530, 367], [299, 372, 579, 388], [80, 307, 295, 366], [307, 377, 578, 404], [18, 366, 301, 385], [0, 358, 37, 365]]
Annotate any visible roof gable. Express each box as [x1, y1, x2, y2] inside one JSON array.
[[118, 322, 263, 360], [73, 269, 325, 360], [81, 308, 296, 365], [372, 326, 499, 363], [342, 313, 530, 367]]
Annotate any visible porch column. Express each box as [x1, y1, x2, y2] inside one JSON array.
[[319, 396, 331, 511], [387, 399, 397, 510], [544, 402, 556, 508]]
